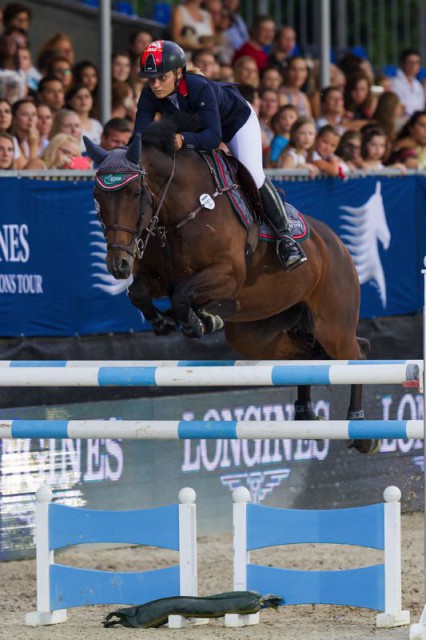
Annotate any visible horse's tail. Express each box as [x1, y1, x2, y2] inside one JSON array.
[[356, 336, 370, 360]]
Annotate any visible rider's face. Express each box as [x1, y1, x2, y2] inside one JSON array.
[[147, 70, 180, 98]]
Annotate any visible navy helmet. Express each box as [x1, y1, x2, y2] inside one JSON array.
[[138, 40, 186, 78]]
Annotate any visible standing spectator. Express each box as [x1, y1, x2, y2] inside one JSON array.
[[390, 110, 426, 168], [170, 0, 214, 52], [47, 56, 73, 91], [316, 86, 346, 134], [336, 130, 363, 169], [361, 125, 405, 172], [279, 115, 319, 176], [11, 97, 40, 167], [2, 2, 31, 32], [65, 84, 102, 144], [223, 0, 249, 52], [233, 15, 276, 72], [100, 117, 132, 150], [233, 55, 259, 88], [268, 25, 297, 71], [0, 131, 15, 169], [0, 29, 27, 101], [268, 103, 298, 167], [36, 76, 65, 114], [391, 48, 425, 117], [36, 103, 52, 150], [344, 71, 377, 126], [280, 56, 312, 116], [311, 124, 345, 176], [372, 91, 404, 142]]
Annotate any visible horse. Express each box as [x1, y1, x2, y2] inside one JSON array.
[[84, 118, 377, 455]]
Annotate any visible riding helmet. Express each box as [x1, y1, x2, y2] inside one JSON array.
[[138, 40, 186, 78]]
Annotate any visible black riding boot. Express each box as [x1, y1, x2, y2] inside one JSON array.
[[259, 177, 307, 271]]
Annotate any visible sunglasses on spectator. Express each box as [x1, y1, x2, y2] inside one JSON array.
[[54, 68, 72, 75]]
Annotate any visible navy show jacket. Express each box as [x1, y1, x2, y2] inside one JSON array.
[[134, 72, 251, 151]]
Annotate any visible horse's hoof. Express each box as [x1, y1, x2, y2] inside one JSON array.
[[197, 310, 224, 335], [346, 439, 382, 454], [151, 312, 178, 336], [181, 320, 204, 339]]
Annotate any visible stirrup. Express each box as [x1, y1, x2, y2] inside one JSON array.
[[277, 237, 307, 272]]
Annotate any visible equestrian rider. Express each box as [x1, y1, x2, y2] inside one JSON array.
[[134, 40, 306, 272]]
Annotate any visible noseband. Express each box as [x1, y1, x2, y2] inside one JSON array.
[[95, 156, 176, 260]]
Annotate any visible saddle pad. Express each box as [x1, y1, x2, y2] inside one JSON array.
[[211, 150, 309, 243]]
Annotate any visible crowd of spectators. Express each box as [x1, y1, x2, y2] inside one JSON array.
[[1, 0, 426, 175]]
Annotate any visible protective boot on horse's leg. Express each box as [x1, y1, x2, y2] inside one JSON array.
[[259, 177, 307, 272]]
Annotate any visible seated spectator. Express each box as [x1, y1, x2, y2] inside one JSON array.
[[36, 76, 65, 114], [268, 103, 298, 167], [375, 72, 393, 93], [111, 80, 137, 122], [372, 91, 404, 142], [218, 62, 234, 81], [338, 52, 375, 84], [311, 124, 347, 176], [72, 60, 99, 120], [36, 103, 52, 150], [170, 0, 214, 52], [268, 25, 297, 72], [17, 45, 41, 93], [238, 83, 260, 115], [233, 15, 276, 72], [344, 71, 377, 127], [0, 96, 20, 161], [0, 131, 15, 169], [2, 2, 31, 32], [316, 86, 346, 134], [391, 48, 425, 117], [259, 66, 284, 95], [37, 32, 75, 73], [49, 109, 82, 149], [223, 0, 249, 52], [233, 55, 259, 88], [0, 29, 27, 101], [47, 55, 73, 91], [112, 51, 132, 84], [25, 133, 90, 170], [192, 48, 218, 79], [335, 130, 363, 169], [259, 88, 279, 156], [361, 125, 406, 172], [11, 97, 41, 168], [280, 56, 312, 116], [390, 110, 426, 168], [128, 29, 153, 65], [100, 117, 132, 150], [206, 2, 234, 65], [65, 83, 102, 144], [278, 115, 319, 176]]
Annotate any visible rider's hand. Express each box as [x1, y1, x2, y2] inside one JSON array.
[[174, 134, 184, 150]]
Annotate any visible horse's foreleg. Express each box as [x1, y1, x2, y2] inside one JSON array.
[[128, 276, 178, 336], [295, 385, 319, 420], [171, 270, 240, 339]]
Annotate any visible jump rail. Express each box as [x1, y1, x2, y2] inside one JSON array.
[[0, 419, 423, 440], [0, 363, 419, 387], [0, 359, 421, 367]]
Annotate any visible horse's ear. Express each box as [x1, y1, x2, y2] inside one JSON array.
[[83, 136, 109, 164], [125, 133, 141, 166]]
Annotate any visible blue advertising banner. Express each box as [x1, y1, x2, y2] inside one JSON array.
[[0, 175, 424, 337]]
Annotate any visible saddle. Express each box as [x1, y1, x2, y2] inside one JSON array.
[[199, 149, 309, 255]]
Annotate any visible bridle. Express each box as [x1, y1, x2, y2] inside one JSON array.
[[95, 155, 176, 260]]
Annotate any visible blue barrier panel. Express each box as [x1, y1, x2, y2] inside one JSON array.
[[0, 176, 423, 336]]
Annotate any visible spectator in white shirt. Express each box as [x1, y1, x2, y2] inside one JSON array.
[[391, 48, 425, 117]]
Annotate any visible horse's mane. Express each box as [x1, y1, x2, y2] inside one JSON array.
[[142, 114, 201, 157]]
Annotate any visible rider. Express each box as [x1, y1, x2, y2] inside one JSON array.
[[133, 40, 307, 272]]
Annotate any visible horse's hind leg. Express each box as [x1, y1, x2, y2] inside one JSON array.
[[295, 385, 318, 420]]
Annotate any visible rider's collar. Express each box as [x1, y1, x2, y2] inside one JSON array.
[[177, 77, 188, 97]]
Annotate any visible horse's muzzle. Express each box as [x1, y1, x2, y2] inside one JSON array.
[[106, 254, 133, 280]]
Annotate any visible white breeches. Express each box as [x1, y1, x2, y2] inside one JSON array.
[[227, 104, 266, 189]]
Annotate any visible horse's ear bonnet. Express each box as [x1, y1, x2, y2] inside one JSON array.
[[83, 136, 109, 165], [125, 134, 141, 166]]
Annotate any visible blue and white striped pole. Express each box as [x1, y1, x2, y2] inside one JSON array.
[[0, 419, 423, 440]]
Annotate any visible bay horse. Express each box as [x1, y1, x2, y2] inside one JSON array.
[[84, 119, 377, 454]]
